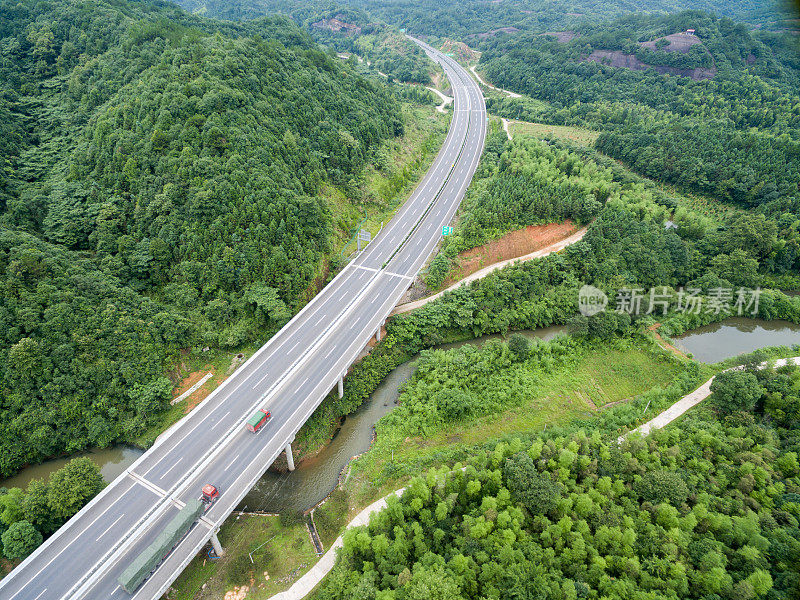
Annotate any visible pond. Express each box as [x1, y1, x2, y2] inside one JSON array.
[[0, 446, 144, 491], [674, 317, 800, 364], [237, 325, 567, 514]]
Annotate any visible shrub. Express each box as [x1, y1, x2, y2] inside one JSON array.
[[635, 470, 689, 506], [710, 371, 763, 413], [503, 452, 563, 515]]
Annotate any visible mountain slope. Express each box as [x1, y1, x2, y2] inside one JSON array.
[[0, 0, 404, 476]]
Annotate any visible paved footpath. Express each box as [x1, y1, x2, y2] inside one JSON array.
[[393, 226, 588, 315], [621, 356, 800, 441], [269, 488, 407, 600], [270, 357, 800, 599]]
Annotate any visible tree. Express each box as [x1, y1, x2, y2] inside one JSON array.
[[436, 389, 476, 421], [22, 479, 56, 534], [721, 214, 779, 260], [127, 377, 173, 419], [403, 565, 464, 600], [710, 371, 763, 413], [244, 283, 291, 326], [710, 250, 760, 288], [635, 470, 689, 506], [503, 452, 562, 515], [0, 488, 25, 526], [2, 520, 42, 560], [508, 334, 530, 362], [46, 458, 104, 522]]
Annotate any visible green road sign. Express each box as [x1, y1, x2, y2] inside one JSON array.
[[442, 226, 453, 236]]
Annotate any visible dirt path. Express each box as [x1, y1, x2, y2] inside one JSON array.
[[648, 323, 689, 359], [621, 356, 800, 441], [469, 65, 521, 98], [447, 221, 578, 286], [426, 86, 453, 113], [502, 118, 512, 140], [393, 225, 588, 314]]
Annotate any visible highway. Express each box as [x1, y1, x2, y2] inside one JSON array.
[[0, 37, 485, 600]]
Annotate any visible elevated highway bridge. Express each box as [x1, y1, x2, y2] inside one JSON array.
[[0, 37, 486, 600]]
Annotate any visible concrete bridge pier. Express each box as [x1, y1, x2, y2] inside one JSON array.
[[210, 530, 224, 557], [285, 437, 296, 472], [375, 319, 384, 342]]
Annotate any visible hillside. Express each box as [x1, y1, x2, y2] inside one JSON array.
[[315, 374, 800, 600], [177, 1, 437, 83], [0, 0, 407, 476], [175, 0, 800, 36], [474, 11, 799, 283]]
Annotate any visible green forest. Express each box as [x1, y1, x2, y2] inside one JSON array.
[[476, 11, 800, 217], [423, 131, 799, 292], [315, 360, 800, 600], [177, 0, 798, 37], [0, 0, 409, 477]]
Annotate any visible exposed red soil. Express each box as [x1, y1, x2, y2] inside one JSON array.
[[444, 221, 578, 287], [363, 324, 387, 350], [639, 32, 703, 52], [430, 71, 450, 95], [173, 368, 212, 399], [649, 323, 690, 360], [173, 368, 219, 413], [310, 16, 361, 36], [439, 39, 481, 63], [540, 31, 579, 43], [185, 387, 213, 413], [584, 49, 716, 80]]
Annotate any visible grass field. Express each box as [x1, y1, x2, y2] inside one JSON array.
[[166, 514, 317, 600], [312, 488, 350, 549], [344, 340, 685, 507], [509, 120, 600, 146]]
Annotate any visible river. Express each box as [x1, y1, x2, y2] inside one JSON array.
[[7, 318, 798, 507], [674, 317, 800, 363], [0, 446, 144, 490], [236, 325, 567, 513]]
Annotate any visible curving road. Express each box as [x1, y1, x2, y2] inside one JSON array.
[[0, 37, 485, 600]]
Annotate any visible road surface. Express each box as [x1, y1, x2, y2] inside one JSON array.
[[0, 37, 485, 600]]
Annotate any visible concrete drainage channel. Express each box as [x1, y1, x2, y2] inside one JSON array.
[[305, 514, 324, 556]]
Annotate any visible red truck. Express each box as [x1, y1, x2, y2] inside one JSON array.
[[246, 408, 271, 433], [201, 484, 220, 509]]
